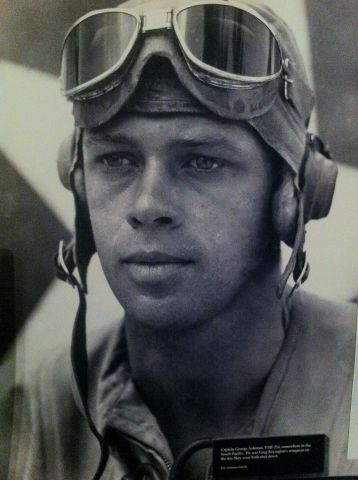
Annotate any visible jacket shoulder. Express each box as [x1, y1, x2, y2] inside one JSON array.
[[291, 290, 357, 362]]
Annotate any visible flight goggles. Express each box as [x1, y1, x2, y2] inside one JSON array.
[[61, 1, 283, 99]]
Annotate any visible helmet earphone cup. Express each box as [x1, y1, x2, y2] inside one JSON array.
[[57, 129, 96, 289], [57, 129, 88, 207], [57, 131, 76, 191], [301, 146, 338, 223], [273, 135, 338, 247]]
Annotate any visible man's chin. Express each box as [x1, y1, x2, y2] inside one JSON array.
[[122, 293, 204, 332]]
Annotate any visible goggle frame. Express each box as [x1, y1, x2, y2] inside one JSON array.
[[61, 0, 283, 99]]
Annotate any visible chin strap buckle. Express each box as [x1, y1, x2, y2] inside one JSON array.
[[55, 240, 77, 287], [288, 250, 310, 298]]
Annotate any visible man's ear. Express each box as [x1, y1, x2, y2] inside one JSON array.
[[272, 169, 298, 247]]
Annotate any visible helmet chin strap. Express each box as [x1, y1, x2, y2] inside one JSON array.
[[58, 254, 110, 480], [276, 133, 315, 300], [276, 190, 309, 299], [55, 143, 110, 479]]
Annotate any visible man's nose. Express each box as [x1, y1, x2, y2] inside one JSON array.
[[126, 163, 181, 230]]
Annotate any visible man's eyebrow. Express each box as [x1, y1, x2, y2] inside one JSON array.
[[84, 131, 134, 145], [170, 136, 232, 148]]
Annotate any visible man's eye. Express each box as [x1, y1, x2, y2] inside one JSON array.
[[185, 156, 223, 171], [99, 154, 138, 173]]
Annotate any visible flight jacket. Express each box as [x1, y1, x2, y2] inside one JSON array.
[[4, 291, 358, 479]]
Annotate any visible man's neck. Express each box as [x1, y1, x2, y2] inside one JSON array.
[[125, 265, 285, 456]]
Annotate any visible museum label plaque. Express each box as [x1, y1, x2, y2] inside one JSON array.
[[212, 434, 328, 478]]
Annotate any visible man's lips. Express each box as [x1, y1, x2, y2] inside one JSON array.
[[121, 251, 194, 265], [121, 251, 195, 285]]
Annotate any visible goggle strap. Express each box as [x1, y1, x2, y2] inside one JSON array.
[[286, 69, 314, 122]]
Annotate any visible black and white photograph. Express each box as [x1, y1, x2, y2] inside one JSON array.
[[1, 1, 358, 479]]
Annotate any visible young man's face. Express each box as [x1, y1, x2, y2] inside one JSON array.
[[83, 113, 278, 330]]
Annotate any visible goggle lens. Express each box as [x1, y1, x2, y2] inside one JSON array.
[[176, 5, 281, 77], [61, 12, 138, 92]]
